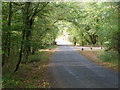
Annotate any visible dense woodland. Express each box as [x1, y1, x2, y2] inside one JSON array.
[[2, 2, 120, 88]]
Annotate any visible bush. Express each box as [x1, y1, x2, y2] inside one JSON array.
[[28, 51, 43, 63], [28, 51, 49, 63], [28, 55, 41, 63], [2, 73, 22, 88], [98, 51, 118, 64]]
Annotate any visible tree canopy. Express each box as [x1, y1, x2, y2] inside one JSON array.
[[2, 2, 119, 72]]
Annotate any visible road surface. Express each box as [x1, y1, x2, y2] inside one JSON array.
[[47, 45, 118, 88]]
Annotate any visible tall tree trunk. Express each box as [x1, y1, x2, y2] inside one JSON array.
[[22, 2, 31, 63], [7, 2, 12, 57], [14, 2, 31, 71], [2, 2, 12, 66], [14, 29, 25, 72], [22, 2, 34, 63], [81, 33, 84, 46], [118, 2, 120, 55], [24, 19, 33, 63]]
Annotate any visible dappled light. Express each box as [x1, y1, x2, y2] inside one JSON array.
[[2, 1, 119, 88]]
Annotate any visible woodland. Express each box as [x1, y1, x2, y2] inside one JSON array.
[[2, 2, 120, 88]]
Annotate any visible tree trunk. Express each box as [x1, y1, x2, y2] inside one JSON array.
[[7, 2, 12, 57], [14, 2, 49, 70], [14, 29, 25, 72], [22, 2, 31, 63], [14, 2, 31, 71], [118, 3, 120, 55], [73, 37, 77, 46], [2, 2, 12, 66]]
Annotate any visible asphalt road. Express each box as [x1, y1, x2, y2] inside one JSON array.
[[47, 45, 118, 88]]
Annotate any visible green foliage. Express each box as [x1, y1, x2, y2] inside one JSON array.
[[98, 51, 118, 64], [56, 2, 119, 48], [2, 2, 119, 88], [28, 51, 49, 63], [3, 75, 22, 88], [28, 52, 42, 63], [2, 49, 52, 88]]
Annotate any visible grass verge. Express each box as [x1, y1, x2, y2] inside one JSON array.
[[78, 49, 118, 72], [2, 46, 57, 88]]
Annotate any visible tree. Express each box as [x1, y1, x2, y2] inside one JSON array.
[[2, 2, 12, 65], [14, 2, 49, 72]]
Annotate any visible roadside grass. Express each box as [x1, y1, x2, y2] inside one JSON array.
[[78, 49, 118, 72], [2, 46, 57, 88], [98, 51, 118, 71], [45, 45, 57, 49]]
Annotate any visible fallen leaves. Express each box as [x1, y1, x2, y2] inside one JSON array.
[[78, 50, 118, 72]]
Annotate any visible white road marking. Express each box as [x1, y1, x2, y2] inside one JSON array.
[[65, 66, 79, 79]]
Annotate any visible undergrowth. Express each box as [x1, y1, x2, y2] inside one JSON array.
[[2, 46, 56, 88], [98, 51, 118, 65]]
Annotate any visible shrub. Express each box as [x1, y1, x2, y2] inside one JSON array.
[[28, 55, 41, 63], [28, 51, 49, 63], [98, 51, 118, 64]]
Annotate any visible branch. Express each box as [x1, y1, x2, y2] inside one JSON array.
[[29, 2, 49, 21], [36, 2, 49, 14], [83, 35, 91, 44], [13, 2, 25, 6], [29, 3, 40, 20]]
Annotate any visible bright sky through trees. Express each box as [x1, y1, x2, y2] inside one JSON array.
[[2, 1, 119, 88]]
